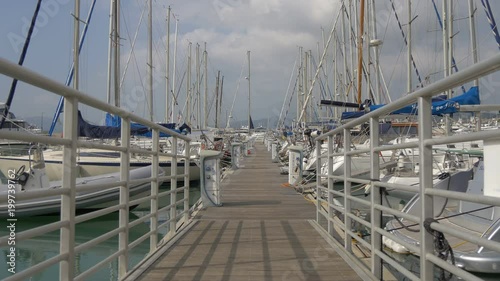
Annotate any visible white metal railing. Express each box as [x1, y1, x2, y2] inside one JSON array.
[[0, 58, 194, 280], [314, 53, 500, 281]]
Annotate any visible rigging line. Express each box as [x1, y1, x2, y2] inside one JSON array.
[[430, 0, 467, 94], [1, 0, 43, 129], [388, 0, 424, 88], [385, 42, 406, 98], [120, 0, 146, 90], [480, 0, 500, 50], [226, 60, 246, 129], [311, 56, 334, 117], [48, 0, 97, 136], [278, 56, 298, 129], [298, 1, 343, 123], [281, 72, 299, 129]]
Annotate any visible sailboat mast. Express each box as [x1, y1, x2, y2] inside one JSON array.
[[203, 42, 208, 128], [303, 50, 308, 123], [297, 47, 303, 124], [247, 50, 251, 134], [356, 0, 365, 105], [215, 71, 220, 128], [187, 42, 192, 126], [165, 6, 171, 122], [341, 5, 349, 105], [407, 0, 412, 94], [106, 0, 114, 104], [468, 0, 480, 131], [469, 0, 479, 86], [74, 0, 80, 91], [443, 0, 451, 135], [196, 43, 201, 129], [148, 0, 153, 121], [171, 18, 178, 123], [370, 0, 381, 104], [114, 0, 120, 107]]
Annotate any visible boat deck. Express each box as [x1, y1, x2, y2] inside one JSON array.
[[131, 143, 364, 281]]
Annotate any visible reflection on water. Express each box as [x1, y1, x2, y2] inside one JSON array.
[[0, 182, 200, 280]]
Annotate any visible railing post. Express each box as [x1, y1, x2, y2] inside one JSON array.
[[315, 138, 322, 223], [183, 140, 190, 222], [200, 150, 223, 206], [327, 135, 334, 236], [242, 141, 249, 156], [271, 141, 279, 163], [150, 129, 159, 252], [169, 138, 178, 238], [419, 96, 434, 280], [369, 117, 382, 279], [60, 96, 78, 280], [231, 143, 241, 169], [288, 146, 303, 185], [118, 117, 131, 278], [267, 138, 272, 151], [343, 128, 352, 253]]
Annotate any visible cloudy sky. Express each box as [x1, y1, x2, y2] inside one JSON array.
[[1, 0, 499, 129]]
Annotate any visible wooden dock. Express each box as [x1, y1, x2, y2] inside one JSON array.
[[133, 143, 363, 281]]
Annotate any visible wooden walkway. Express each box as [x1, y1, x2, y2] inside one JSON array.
[[134, 143, 363, 281]]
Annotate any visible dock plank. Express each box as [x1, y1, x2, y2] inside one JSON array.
[[135, 143, 363, 281]]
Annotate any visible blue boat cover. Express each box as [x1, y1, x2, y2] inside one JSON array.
[[341, 86, 479, 120], [105, 113, 187, 138]]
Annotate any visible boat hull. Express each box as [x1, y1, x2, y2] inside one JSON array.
[[0, 156, 200, 182], [0, 166, 166, 218]]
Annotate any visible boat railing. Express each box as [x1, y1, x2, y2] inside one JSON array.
[[0, 58, 193, 281], [314, 53, 500, 281]]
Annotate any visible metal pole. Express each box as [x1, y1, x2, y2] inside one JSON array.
[[187, 42, 192, 126], [118, 116, 130, 278], [370, 0, 381, 104], [469, 0, 481, 131], [443, 0, 451, 135], [418, 95, 434, 280], [165, 6, 171, 122], [60, 2, 79, 277], [407, 0, 412, 94], [356, 0, 365, 105], [106, 0, 114, 104], [298, 46, 303, 123], [247, 50, 251, 134], [148, 0, 153, 121], [204, 42, 208, 128], [369, 116, 382, 279], [150, 129, 159, 251], [196, 43, 201, 129], [303, 50, 308, 123], [171, 18, 178, 123], [114, 0, 121, 107], [169, 138, 178, 238]]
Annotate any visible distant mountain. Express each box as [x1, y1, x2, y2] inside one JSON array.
[[24, 116, 63, 133]]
